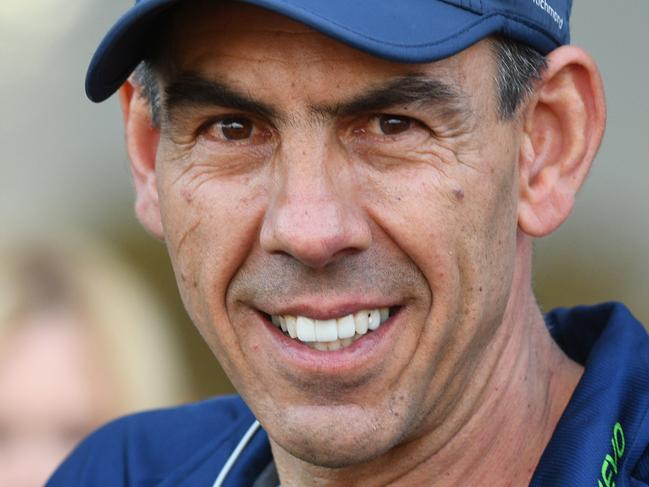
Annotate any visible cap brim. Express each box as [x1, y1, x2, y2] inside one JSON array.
[[86, 0, 178, 102], [86, 0, 559, 102]]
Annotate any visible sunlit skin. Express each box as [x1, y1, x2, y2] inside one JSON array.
[[0, 312, 118, 487], [120, 1, 605, 485]]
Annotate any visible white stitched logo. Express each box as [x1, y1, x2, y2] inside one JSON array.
[[530, 0, 564, 30]]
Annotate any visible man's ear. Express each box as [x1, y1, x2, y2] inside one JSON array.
[[118, 80, 164, 239], [517, 46, 606, 237]]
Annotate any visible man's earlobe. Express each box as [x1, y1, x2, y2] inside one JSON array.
[[119, 80, 164, 239], [517, 46, 606, 237]]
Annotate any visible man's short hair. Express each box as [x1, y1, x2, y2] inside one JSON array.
[[132, 35, 547, 127]]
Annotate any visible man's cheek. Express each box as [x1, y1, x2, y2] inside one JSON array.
[[157, 191, 208, 312]]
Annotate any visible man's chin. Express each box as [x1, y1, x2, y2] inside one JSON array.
[[267, 404, 405, 469], [273, 435, 391, 470]]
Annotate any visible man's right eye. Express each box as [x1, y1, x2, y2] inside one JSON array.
[[205, 117, 254, 141]]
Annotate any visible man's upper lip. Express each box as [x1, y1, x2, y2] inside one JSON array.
[[257, 297, 398, 320]]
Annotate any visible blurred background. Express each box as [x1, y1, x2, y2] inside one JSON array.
[[0, 0, 647, 483]]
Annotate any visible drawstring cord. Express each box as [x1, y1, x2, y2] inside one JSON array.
[[212, 420, 261, 487]]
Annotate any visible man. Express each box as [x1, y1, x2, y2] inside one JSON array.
[[48, 0, 649, 485]]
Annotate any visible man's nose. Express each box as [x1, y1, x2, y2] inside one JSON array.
[[259, 140, 372, 269]]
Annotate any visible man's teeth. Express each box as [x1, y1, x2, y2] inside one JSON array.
[[270, 308, 391, 350]]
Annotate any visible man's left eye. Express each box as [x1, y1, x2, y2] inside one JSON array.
[[348, 113, 431, 144], [377, 114, 412, 135]]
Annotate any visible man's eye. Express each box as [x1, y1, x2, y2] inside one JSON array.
[[378, 114, 412, 135], [214, 117, 253, 140], [349, 113, 430, 142]]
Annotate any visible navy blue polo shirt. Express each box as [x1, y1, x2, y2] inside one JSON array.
[[47, 302, 649, 486]]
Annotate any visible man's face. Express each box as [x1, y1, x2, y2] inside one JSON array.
[[152, 1, 523, 467]]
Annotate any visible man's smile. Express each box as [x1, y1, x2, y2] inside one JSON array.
[[268, 307, 394, 351], [252, 302, 408, 380]]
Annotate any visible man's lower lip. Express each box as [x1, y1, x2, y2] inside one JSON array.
[[257, 308, 402, 374]]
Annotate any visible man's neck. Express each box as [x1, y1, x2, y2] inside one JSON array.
[[271, 282, 583, 486], [395, 293, 583, 487]]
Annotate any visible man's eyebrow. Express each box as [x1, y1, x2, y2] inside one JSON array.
[[313, 73, 469, 119], [163, 73, 281, 122], [161, 72, 469, 126]]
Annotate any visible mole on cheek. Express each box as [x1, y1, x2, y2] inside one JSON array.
[[452, 186, 465, 201], [181, 188, 194, 204]]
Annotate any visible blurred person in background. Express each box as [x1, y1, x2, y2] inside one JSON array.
[[0, 234, 189, 487]]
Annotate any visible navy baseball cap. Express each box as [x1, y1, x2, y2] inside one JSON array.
[[86, 0, 572, 102]]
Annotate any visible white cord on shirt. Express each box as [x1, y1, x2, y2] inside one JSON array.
[[212, 420, 261, 487]]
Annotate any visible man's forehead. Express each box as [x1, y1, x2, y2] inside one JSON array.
[[163, 1, 478, 93], [86, 0, 570, 102]]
